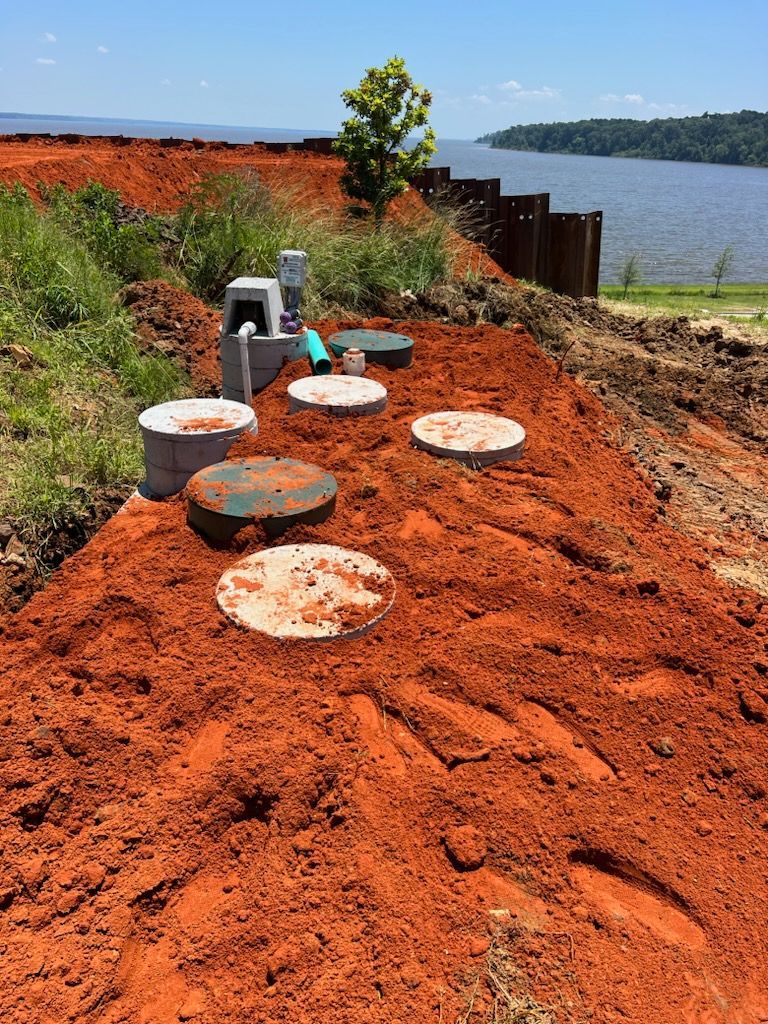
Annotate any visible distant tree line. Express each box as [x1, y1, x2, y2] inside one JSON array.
[[477, 110, 768, 167]]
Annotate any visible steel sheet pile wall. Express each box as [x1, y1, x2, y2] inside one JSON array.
[[411, 166, 602, 297]]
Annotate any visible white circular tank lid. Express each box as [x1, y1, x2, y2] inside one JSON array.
[[287, 375, 387, 415], [411, 411, 526, 465], [139, 398, 255, 439], [216, 543, 395, 640]]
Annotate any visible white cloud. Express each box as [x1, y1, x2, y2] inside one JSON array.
[[598, 93, 688, 115], [519, 85, 560, 99], [647, 101, 688, 113], [600, 93, 645, 105], [97, 45, 109, 54], [43, 32, 56, 43], [471, 93, 492, 105], [200, 79, 209, 88], [161, 78, 171, 86], [35, 58, 56, 65], [496, 80, 559, 100]]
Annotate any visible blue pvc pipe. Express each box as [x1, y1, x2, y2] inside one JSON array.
[[306, 329, 332, 375]]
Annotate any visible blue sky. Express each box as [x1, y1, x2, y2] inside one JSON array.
[[1, 0, 765, 138]]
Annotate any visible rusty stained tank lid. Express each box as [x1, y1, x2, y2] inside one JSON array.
[[410, 411, 526, 466], [186, 457, 337, 523], [216, 544, 395, 640]]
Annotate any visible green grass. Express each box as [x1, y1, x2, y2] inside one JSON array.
[[170, 172, 458, 313], [0, 184, 187, 562], [599, 282, 768, 319]]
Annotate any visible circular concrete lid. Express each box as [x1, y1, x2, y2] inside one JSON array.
[[411, 411, 526, 466], [187, 457, 337, 534], [139, 398, 255, 440], [328, 329, 414, 368], [287, 375, 388, 416], [216, 544, 395, 640]]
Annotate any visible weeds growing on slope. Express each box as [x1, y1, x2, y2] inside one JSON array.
[[170, 171, 460, 313], [0, 184, 187, 562], [25, 170, 466, 317], [43, 180, 166, 284]]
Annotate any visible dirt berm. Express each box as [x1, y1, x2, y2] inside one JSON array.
[[1, 317, 767, 1024]]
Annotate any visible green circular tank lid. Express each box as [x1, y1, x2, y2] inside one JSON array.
[[328, 329, 414, 368], [186, 457, 337, 542]]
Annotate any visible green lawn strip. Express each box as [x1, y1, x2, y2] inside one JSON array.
[[600, 283, 768, 318]]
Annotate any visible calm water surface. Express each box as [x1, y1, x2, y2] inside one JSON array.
[[432, 139, 768, 284], [2, 116, 766, 284]]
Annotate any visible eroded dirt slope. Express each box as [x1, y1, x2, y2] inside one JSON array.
[[379, 282, 768, 599], [0, 136, 507, 279], [1, 321, 767, 1024]]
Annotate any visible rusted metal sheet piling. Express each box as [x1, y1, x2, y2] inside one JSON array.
[[409, 165, 602, 297]]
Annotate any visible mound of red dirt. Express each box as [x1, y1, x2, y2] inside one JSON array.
[[0, 136, 345, 213], [0, 136, 508, 280], [120, 280, 221, 393], [1, 320, 767, 1024]]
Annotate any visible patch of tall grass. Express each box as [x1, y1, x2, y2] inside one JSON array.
[[0, 185, 187, 555], [171, 172, 458, 314], [21, 171, 463, 317], [43, 180, 165, 284]]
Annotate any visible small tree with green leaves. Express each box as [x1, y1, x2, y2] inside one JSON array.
[[619, 252, 642, 299], [334, 56, 437, 225], [711, 244, 735, 298]]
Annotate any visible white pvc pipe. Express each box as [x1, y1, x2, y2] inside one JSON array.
[[237, 321, 257, 408]]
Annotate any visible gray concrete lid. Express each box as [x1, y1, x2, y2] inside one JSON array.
[[410, 411, 526, 464], [216, 544, 395, 640], [287, 374, 387, 413], [226, 276, 281, 290], [138, 398, 255, 440]]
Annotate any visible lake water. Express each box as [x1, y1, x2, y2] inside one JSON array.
[[2, 114, 766, 285], [431, 139, 768, 285], [0, 112, 331, 144]]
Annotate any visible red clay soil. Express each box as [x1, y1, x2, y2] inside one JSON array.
[[0, 136, 508, 279], [119, 280, 221, 393], [0, 136, 345, 212], [1, 320, 767, 1024]]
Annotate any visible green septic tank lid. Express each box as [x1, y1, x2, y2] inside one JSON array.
[[328, 329, 414, 368], [186, 457, 337, 542]]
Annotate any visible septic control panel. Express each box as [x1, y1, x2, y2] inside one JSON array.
[[278, 250, 307, 288]]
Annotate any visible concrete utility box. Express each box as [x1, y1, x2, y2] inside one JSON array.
[[222, 277, 284, 339], [220, 276, 308, 403]]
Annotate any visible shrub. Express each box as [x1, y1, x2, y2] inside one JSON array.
[[43, 180, 164, 283], [334, 56, 437, 223]]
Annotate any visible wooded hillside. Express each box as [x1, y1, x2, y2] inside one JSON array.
[[478, 110, 768, 166]]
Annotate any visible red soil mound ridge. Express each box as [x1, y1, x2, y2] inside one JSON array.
[[1, 320, 767, 1024], [0, 136, 507, 279]]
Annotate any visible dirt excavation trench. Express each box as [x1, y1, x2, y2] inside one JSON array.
[[1, 319, 767, 1024]]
